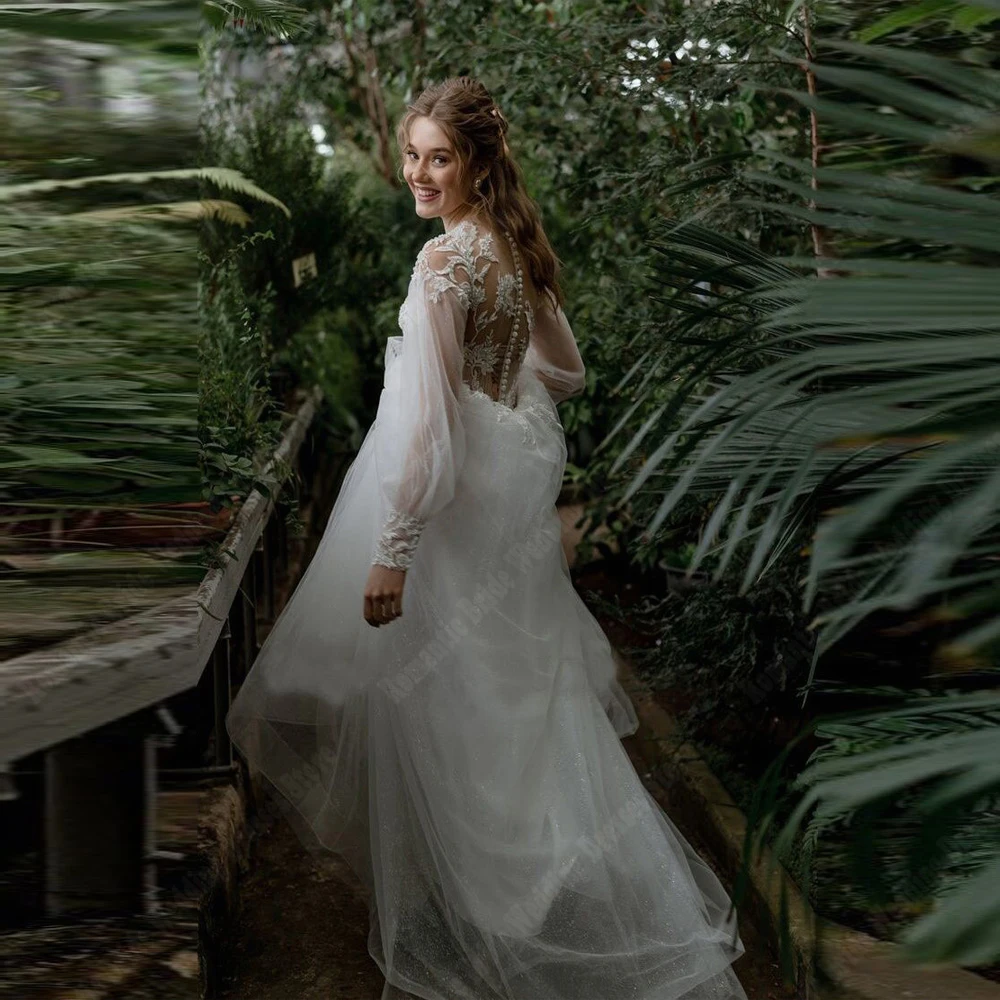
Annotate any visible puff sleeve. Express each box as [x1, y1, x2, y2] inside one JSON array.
[[524, 290, 586, 404], [371, 243, 470, 571]]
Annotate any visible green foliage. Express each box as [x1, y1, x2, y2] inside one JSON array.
[[609, 27, 1000, 966], [859, 1, 1000, 42], [618, 43, 1000, 671], [1, 162, 295, 519], [201, 85, 354, 345], [0, 0, 307, 54], [749, 689, 1000, 965], [198, 231, 280, 509], [276, 308, 364, 440], [0, 214, 201, 518], [0, 166, 291, 214], [628, 568, 809, 734], [0, 1, 299, 648], [202, 0, 307, 36], [200, 51, 429, 434]]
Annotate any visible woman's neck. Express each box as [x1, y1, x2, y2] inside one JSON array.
[[442, 204, 485, 233]]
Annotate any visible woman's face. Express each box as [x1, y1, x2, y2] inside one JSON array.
[[403, 116, 474, 227]]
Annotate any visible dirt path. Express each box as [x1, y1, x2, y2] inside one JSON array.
[[217, 809, 377, 999]]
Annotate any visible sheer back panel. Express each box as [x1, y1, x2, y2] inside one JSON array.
[[414, 219, 536, 409]]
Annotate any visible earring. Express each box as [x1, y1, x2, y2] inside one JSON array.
[[474, 177, 482, 189]]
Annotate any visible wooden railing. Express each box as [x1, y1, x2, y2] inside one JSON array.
[[0, 387, 323, 916]]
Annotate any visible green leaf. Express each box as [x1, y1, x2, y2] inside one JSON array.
[[950, 3, 1000, 31], [901, 857, 1000, 964], [857, 0, 958, 43]]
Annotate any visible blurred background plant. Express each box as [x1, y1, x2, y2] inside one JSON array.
[[0, 2, 296, 654]]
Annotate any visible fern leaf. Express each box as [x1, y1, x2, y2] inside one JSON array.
[[69, 200, 251, 226], [203, 0, 307, 36], [0, 167, 291, 217]]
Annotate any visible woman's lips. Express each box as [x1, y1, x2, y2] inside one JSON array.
[[415, 186, 440, 202]]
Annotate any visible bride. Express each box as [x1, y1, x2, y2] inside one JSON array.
[[226, 76, 749, 1000]]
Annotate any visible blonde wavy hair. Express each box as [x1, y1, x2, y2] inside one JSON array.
[[396, 76, 564, 309]]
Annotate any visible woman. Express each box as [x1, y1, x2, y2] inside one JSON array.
[[227, 77, 748, 1000]]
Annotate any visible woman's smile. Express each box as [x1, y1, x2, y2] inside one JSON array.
[[402, 116, 475, 229]]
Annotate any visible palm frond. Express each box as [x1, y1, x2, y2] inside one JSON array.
[[901, 856, 1000, 964], [767, 693, 1000, 965], [619, 44, 1000, 663], [618, 38, 1000, 966], [202, 0, 306, 36]]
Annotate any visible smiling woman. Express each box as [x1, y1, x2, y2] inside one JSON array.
[[403, 119, 467, 220], [228, 74, 749, 1000], [395, 76, 564, 311]]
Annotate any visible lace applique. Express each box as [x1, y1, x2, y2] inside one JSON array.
[[461, 378, 562, 447], [412, 222, 491, 309], [495, 272, 518, 319], [464, 339, 502, 388], [516, 390, 562, 446], [373, 507, 426, 570]]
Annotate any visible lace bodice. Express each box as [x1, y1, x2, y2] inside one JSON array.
[[372, 217, 587, 573], [402, 218, 534, 409]]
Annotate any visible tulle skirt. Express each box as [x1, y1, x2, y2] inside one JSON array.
[[226, 362, 748, 1000]]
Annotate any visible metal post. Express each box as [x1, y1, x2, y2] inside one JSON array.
[[143, 733, 160, 915], [257, 524, 274, 625], [276, 506, 288, 580], [212, 623, 232, 768], [243, 560, 258, 667], [228, 593, 246, 687], [298, 428, 314, 497], [267, 514, 281, 606]]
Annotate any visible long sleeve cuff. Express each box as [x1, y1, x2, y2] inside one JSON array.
[[373, 507, 427, 570]]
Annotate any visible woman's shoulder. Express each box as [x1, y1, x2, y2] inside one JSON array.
[[412, 218, 497, 294], [420, 217, 503, 264]]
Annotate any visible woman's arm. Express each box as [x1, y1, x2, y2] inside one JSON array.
[[524, 290, 586, 403], [371, 243, 470, 572]]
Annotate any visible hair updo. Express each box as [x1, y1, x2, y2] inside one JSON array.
[[396, 76, 563, 310]]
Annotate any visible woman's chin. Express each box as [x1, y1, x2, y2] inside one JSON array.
[[414, 201, 441, 218]]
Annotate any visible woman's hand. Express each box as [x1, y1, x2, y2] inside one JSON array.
[[364, 564, 406, 627]]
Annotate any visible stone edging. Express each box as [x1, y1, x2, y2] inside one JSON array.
[[194, 780, 251, 997], [614, 647, 1000, 1000]]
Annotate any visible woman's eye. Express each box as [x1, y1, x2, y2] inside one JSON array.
[[405, 152, 447, 165]]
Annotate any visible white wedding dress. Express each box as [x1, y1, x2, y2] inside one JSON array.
[[226, 217, 748, 1000]]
